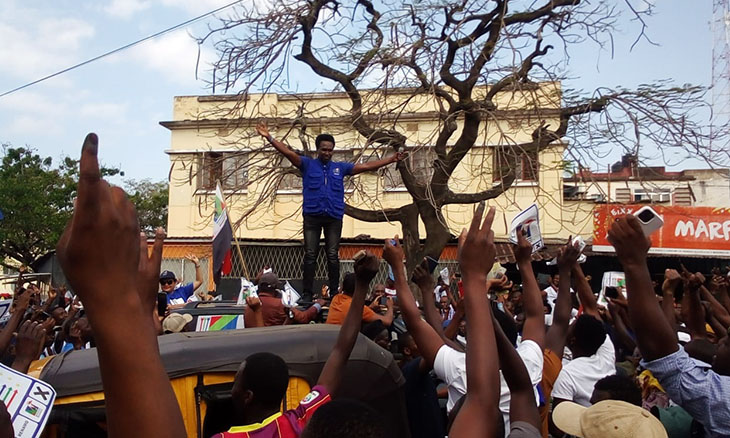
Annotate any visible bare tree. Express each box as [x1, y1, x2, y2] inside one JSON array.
[[186, 0, 729, 270]]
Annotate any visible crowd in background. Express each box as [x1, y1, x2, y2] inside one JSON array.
[[0, 136, 729, 438]]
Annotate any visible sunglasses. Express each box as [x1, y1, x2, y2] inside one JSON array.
[[160, 279, 175, 286]]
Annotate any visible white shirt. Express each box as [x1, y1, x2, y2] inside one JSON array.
[[543, 285, 578, 326], [433, 285, 448, 302], [551, 335, 616, 406], [433, 340, 544, 435]]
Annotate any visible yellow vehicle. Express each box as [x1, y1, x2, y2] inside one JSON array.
[[30, 325, 408, 438]]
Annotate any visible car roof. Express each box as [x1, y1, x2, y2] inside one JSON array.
[[40, 325, 404, 400]]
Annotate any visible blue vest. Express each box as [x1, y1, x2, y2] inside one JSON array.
[[299, 155, 354, 219]]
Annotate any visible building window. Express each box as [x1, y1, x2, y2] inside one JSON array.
[[278, 158, 303, 191], [383, 147, 433, 190], [197, 152, 249, 191], [633, 188, 671, 203], [492, 146, 538, 182]]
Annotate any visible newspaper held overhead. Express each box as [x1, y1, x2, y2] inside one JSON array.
[[236, 278, 257, 305], [282, 281, 301, 307], [0, 363, 56, 438], [509, 204, 544, 253], [598, 271, 626, 307], [439, 267, 450, 285]]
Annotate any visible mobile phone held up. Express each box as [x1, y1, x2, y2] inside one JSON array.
[[634, 206, 664, 237]]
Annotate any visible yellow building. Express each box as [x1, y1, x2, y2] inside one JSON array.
[[160, 84, 594, 292]]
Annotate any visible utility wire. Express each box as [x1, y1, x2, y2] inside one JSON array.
[[0, 0, 242, 99]]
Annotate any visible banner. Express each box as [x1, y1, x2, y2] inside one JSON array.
[[195, 314, 244, 331], [213, 183, 234, 285], [592, 205, 730, 257]]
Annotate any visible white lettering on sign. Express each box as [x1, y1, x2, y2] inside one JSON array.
[[675, 220, 730, 240]]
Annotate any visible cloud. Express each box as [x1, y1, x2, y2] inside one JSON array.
[[0, 3, 95, 80], [103, 0, 152, 19], [123, 30, 215, 86], [160, 0, 238, 15]]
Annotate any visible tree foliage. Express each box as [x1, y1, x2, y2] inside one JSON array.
[[0, 146, 122, 269], [125, 179, 169, 234], [192, 0, 730, 270]]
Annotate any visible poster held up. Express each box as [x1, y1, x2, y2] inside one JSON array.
[[509, 204, 544, 253]]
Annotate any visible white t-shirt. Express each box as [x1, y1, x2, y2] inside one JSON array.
[[433, 340, 544, 435], [543, 285, 578, 326], [551, 335, 616, 406]]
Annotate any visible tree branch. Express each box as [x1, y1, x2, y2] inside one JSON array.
[[444, 172, 516, 205], [344, 204, 405, 222]]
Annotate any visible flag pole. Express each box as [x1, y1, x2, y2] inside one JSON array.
[[218, 183, 250, 280]]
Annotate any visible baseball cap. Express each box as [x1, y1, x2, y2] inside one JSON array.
[[162, 313, 193, 333], [553, 400, 667, 438], [159, 270, 176, 281], [258, 272, 279, 292]]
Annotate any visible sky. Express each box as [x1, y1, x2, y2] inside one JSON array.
[[0, 0, 716, 183]]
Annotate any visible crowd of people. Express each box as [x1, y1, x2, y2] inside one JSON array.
[[0, 134, 729, 438]]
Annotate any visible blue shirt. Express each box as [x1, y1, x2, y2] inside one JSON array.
[[299, 155, 354, 219], [166, 283, 195, 305], [641, 346, 730, 437]]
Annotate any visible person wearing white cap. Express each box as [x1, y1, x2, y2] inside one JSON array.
[[552, 399, 667, 438], [162, 313, 193, 334]]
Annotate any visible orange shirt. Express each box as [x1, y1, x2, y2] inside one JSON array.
[[539, 348, 563, 438], [325, 293, 378, 325]]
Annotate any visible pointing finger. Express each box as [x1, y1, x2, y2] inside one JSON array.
[[77, 133, 101, 210]]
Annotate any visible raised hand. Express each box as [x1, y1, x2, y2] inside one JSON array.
[[487, 276, 510, 293], [382, 236, 405, 269], [663, 268, 682, 290], [13, 289, 31, 313], [354, 251, 380, 285], [412, 258, 435, 290], [12, 320, 45, 373], [392, 151, 408, 163], [184, 253, 200, 266], [457, 203, 497, 280], [514, 226, 533, 264], [245, 295, 262, 312], [255, 121, 270, 139], [56, 134, 141, 312], [138, 228, 166, 322], [557, 237, 581, 270], [54, 133, 186, 438], [607, 215, 651, 267]]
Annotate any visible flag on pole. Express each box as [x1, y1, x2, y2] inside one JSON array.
[[213, 183, 233, 285]]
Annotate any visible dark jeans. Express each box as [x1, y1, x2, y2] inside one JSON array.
[[303, 214, 343, 299]]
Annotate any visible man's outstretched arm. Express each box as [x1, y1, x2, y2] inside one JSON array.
[[450, 204, 501, 438], [383, 239, 445, 368], [351, 152, 405, 175], [608, 215, 678, 361], [572, 261, 600, 320], [256, 122, 302, 168], [514, 228, 544, 348], [413, 260, 464, 352], [317, 252, 379, 395], [545, 240, 580, 354]]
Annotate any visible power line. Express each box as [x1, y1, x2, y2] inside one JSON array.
[[0, 0, 243, 99]]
